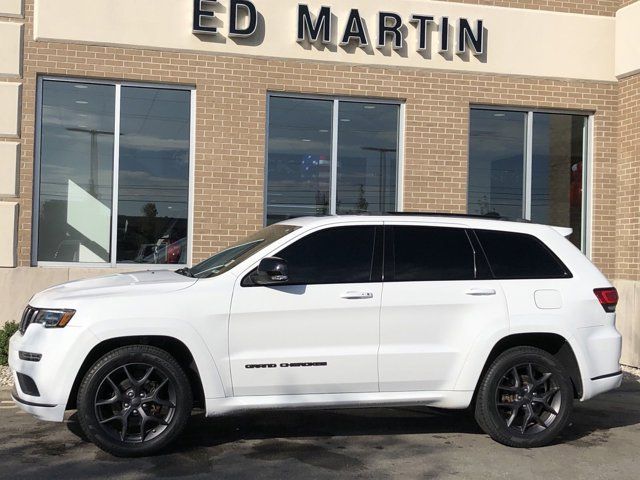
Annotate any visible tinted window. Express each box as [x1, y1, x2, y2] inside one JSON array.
[[389, 226, 475, 281], [475, 229, 570, 279], [276, 226, 377, 285]]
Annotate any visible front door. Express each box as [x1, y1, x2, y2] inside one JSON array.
[[229, 224, 383, 396], [379, 224, 509, 391]]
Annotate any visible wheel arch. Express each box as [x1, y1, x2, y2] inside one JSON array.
[[66, 335, 206, 409], [473, 333, 583, 401]]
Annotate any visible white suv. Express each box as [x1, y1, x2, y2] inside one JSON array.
[[9, 214, 622, 456]]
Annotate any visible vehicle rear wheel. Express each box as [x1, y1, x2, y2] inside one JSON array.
[[474, 346, 573, 448], [77, 345, 193, 457]]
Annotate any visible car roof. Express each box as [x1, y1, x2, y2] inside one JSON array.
[[279, 215, 572, 237]]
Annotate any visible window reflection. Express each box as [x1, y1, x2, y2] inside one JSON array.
[[468, 109, 526, 219], [37, 81, 115, 263], [531, 113, 585, 248], [116, 87, 191, 264], [266, 96, 400, 224], [336, 102, 399, 215], [468, 108, 587, 249], [266, 97, 332, 225]]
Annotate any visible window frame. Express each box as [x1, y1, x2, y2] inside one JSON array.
[[468, 105, 593, 257], [32, 76, 196, 268], [264, 92, 405, 225]]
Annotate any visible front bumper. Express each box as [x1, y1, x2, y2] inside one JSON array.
[[8, 324, 100, 422], [10, 387, 66, 422]]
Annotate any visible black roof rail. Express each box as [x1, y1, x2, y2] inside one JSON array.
[[385, 211, 532, 223]]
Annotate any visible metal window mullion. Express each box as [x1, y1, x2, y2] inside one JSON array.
[[330, 99, 339, 215], [583, 115, 593, 257], [523, 111, 534, 221], [32, 77, 44, 266], [110, 84, 122, 266]]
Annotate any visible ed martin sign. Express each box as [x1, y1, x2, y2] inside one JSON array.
[[193, 0, 486, 58]]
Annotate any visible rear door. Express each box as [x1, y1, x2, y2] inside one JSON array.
[[378, 223, 509, 391]]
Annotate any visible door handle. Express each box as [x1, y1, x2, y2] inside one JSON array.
[[341, 291, 374, 300], [465, 288, 496, 296]]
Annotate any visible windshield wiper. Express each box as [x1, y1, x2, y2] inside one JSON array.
[[175, 267, 194, 277]]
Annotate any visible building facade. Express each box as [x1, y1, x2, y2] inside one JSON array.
[[0, 0, 639, 365]]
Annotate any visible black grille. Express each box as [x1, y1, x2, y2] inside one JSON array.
[[19, 306, 39, 335]]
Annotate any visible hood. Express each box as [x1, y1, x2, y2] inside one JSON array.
[[30, 270, 198, 307]]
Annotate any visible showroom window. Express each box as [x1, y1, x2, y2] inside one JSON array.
[[34, 78, 194, 266], [468, 107, 589, 250], [265, 94, 402, 225]]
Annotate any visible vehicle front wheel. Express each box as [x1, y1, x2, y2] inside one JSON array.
[[474, 346, 573, 448], [77, 345, 193, 457]]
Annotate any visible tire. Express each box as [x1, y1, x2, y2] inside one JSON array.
[[474, 346, 573, 448], [77, 345, 193, 457]]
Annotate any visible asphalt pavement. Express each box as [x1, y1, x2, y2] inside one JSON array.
[[1, 376, 639, 479]]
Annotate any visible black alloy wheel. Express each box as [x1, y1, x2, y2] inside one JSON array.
[[78, 345, 193, 457], [94, 363, 177, 443], [495, 363, 562, 435], [474, 346, 573, 448]]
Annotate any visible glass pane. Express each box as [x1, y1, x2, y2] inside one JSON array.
[[117, 87, 191, 264], [531, 113, 585, 248], [468, 109, 526, 219], [37, 81, 115, 263], [276, 226, 376, 285], [475, 229, 571, 279], [266, 97, 332, 225], [336, 102, 399, 214], [391, 227, 475, 281]]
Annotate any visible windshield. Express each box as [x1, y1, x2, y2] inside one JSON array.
[[188, 224, 299, 278]]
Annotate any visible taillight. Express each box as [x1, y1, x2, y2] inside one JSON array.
[[593, 287, 618, 313]]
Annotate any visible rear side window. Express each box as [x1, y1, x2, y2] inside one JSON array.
[[474, 229, 571, 279], [276, 226, 378, 285], [388, 226, 475, 281]]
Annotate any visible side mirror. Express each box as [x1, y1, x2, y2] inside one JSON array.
[[251, 257, 289, 285]]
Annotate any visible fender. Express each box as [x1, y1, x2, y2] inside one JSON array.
[[454, 324, 587, 397], [88, 318, 227, 399]]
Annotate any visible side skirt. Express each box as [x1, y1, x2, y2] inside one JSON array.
[[204, 390, 474, 417]]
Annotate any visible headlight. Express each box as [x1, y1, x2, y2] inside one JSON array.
[[31, 309, 75, 328]]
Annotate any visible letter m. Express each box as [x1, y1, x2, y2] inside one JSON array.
[[297, 5, 332, 43]]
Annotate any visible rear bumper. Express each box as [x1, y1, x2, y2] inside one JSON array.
[[573, 324, 623, 401], [583, 371, 623, 400]]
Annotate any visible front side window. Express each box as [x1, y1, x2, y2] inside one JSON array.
[[190, 224, 299, 279], [275, 226, 378, 285], [468, 108, 588, 250], [266, 95, 401, 225], [35, 79, 193, 265], [387, 226, 476, 282]]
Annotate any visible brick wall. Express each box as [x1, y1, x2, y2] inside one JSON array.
[[16, 0, 619, 277], [618, 0, 638, 10], [439, 0, 620, 16], [617, 74, 640, 280]]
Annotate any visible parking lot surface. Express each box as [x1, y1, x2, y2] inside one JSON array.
[[1, 376, 639, 480]]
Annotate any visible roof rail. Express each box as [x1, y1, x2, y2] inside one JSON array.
[[385, 211, 532, 223]]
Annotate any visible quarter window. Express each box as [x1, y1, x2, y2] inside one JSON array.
[[475, 229, 571, 279], [387, 226, 476, 282], [35, 78, 193, 265], [276, 226, 378, 285]]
